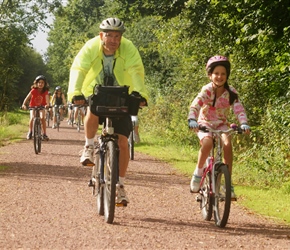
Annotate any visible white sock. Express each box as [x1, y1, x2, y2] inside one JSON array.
[[85, 138, 94, 147], [119, 177, 125, 186], [194, 167, 203, 177]]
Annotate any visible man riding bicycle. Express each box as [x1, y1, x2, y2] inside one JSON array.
[[67, 17, 149, 204]]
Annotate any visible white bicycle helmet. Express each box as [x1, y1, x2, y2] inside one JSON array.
[[99, 17, 125, 33]]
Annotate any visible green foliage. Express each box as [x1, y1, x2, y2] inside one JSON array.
[[0, 0, 61, 111], [1, 0, 290, 191]]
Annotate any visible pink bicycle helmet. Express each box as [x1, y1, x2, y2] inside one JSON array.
[[206, 55, 231, 78]]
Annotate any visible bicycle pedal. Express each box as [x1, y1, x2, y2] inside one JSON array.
[[116, 201, 127, 207], [81, 159, 95, 167], [196, 195, 202, 202], [88, 179, 94, 187]]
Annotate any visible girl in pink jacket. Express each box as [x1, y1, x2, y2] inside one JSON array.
[[188, 56, 250, 200]]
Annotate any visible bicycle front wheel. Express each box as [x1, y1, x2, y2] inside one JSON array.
[[104, 140, 118, 224], [56, 113, 60, 132], [33, 118, 41, 154], [200, 171, 213, 221], [46, 112, 50, 127], [128, 131, 134, 160], [213, 163, 231, 228], [93, 145, 104, 216]]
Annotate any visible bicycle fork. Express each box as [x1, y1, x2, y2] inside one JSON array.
[[98, 139, 120, 190]]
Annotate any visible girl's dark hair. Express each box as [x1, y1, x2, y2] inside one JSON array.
[[224, 81, 238, 105]]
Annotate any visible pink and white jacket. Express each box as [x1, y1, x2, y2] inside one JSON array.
[[188, 82, 248, 129]]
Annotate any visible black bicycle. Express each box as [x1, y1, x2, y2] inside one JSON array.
[[29, 106, 46, 154], [88, 85, 141, 224]]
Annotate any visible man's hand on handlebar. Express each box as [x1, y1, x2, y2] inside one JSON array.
[[130, 91, 147, 107]]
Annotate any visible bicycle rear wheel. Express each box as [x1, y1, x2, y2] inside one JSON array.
[[200, 171, 213, 221], [33, 118, 41, 154], [104, 140, 118, 224], [213, 163, 231, 228], [93, 144, 104, 216], [128, 131, 134, 160]]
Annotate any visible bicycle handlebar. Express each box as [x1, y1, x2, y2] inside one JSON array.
[[199, 124, 244, 134]]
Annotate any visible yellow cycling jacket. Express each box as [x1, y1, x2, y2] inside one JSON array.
[[67, 35, 148, 102]]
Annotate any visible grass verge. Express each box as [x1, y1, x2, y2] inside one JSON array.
[[0, 111, 29, 146]]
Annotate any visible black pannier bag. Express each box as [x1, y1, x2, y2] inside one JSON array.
[[88, 85, 141, 117]]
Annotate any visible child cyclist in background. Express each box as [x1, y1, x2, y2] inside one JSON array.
[[51, 86, 67, 129], [188, 55, 250, 200], [22, 75, 50, 140]]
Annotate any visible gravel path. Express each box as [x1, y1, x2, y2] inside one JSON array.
[[0, 122, 289, 249]]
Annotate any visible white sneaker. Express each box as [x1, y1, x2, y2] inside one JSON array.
[[116, 183, 129, 204], [231, 186, 237, 201], [221, 185, 237, 201], [80, 145, 94, 166], [190, 175, 201, 193]]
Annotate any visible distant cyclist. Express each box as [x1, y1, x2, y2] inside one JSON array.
[[51, 86, 67, 129], [72, 95, 86, 126], [21, 75, 50, 140]]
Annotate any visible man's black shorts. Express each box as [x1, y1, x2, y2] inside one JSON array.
[[99, 115, 132, 138]]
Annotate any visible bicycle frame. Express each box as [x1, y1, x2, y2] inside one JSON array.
[[199, 126, 239, 193]]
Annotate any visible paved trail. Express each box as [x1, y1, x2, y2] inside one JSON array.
[[0, 122, 289, 249]]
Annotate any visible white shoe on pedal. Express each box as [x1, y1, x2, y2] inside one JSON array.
[[116, 183, 129, 204], [80, 145, 94, 166], [190, 175, 201, 193]]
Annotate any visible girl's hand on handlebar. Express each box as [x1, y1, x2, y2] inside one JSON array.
[[241, 123, 251, 134], [188, 119, 199, 132]]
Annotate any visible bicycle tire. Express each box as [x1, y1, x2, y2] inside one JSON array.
[[33, 118, 41, 154], [213, 163, 231, 228], [56, 112, 60, 132], [71, 110, 74, 127], [104, 140, 117, 224], [77, 111, 81, 132], [200, 171, 213, 221], [94, 146, 104, 216], [46, 112, 50, 127], [128, 131, 134, 160]]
